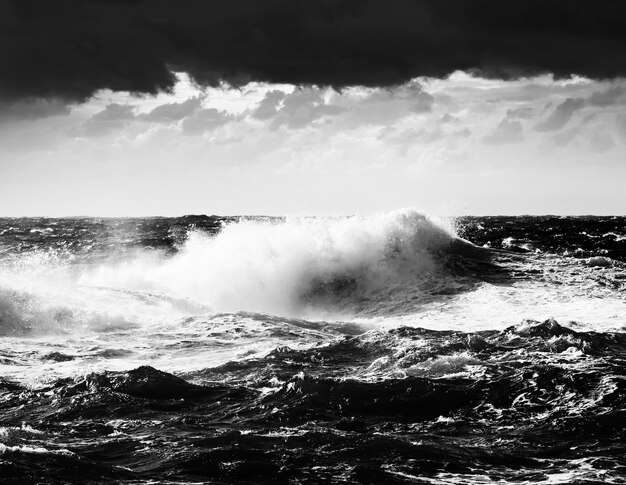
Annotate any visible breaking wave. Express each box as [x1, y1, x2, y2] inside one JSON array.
[[78, 209, 472, 317]]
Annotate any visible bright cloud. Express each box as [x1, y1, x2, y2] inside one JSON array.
[[0, 72, 625, 216]]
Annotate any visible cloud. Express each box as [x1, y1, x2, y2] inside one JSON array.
[[255, 88, 344, 129], [91, 103, 135, 122], [552, 126, 582, 147], [483, 117, 524, 145], [2, 0, 626, 103], [535, 98, 585, 132], [141, 96, 203, 122], [439, 113, 457, 124], [380, 124, 471, 156], [181, 108, 233, 135], [76, 97, 227, 137], [589, 132, 615, 153], [506, 107, 534, 119], [410, 92, 434, 113], [78, 103, 136, 136], [588, 85, 626, 107], [0, 98, 70, 122], [335, 83, 435, 129], [617, 114, 626, 141], [252, 91, 286, 120]]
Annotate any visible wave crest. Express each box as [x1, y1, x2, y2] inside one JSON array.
[[80, 209, 461, 317]]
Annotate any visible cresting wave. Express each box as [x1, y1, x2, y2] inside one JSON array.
[[1, 211, 624, 337], [78, 209, 464, 317]]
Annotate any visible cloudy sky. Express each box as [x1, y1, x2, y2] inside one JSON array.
[[1, 0, 625, 216]]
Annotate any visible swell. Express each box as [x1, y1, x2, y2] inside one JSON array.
[[2, 320, 626, 483]]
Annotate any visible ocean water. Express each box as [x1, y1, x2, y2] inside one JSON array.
[[0, 209, 625, 484]]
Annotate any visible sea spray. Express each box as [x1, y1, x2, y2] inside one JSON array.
[[79, 209, 457, 316]]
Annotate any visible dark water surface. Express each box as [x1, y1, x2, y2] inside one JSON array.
[[0, 212, 625, 484]]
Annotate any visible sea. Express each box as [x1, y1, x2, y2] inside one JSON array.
[[0, 209, 625, 484]]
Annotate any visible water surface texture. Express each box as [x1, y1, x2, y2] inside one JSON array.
[[1, 211, 625, 484]]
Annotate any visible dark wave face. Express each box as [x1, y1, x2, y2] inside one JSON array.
[[0, 211, 625, 484], [458, 215, 626, 262]]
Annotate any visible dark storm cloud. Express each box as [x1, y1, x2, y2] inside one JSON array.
[[0, 98, 70, 122], [2, 0, 626, 103]]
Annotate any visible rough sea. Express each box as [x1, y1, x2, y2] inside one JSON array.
[[1, 210, 625, 484]]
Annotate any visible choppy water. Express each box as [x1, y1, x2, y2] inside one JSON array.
[[0, 210, 625, 484]]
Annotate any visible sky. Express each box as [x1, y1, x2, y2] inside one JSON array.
[[1, 0, 625, 216]]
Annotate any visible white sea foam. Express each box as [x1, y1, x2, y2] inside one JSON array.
[[0, 209, 625, 387], [1, 209, 624, 339], [604, 232, 626, 242], [0, 443, 74, 456], [78, 209, 456, 316]]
